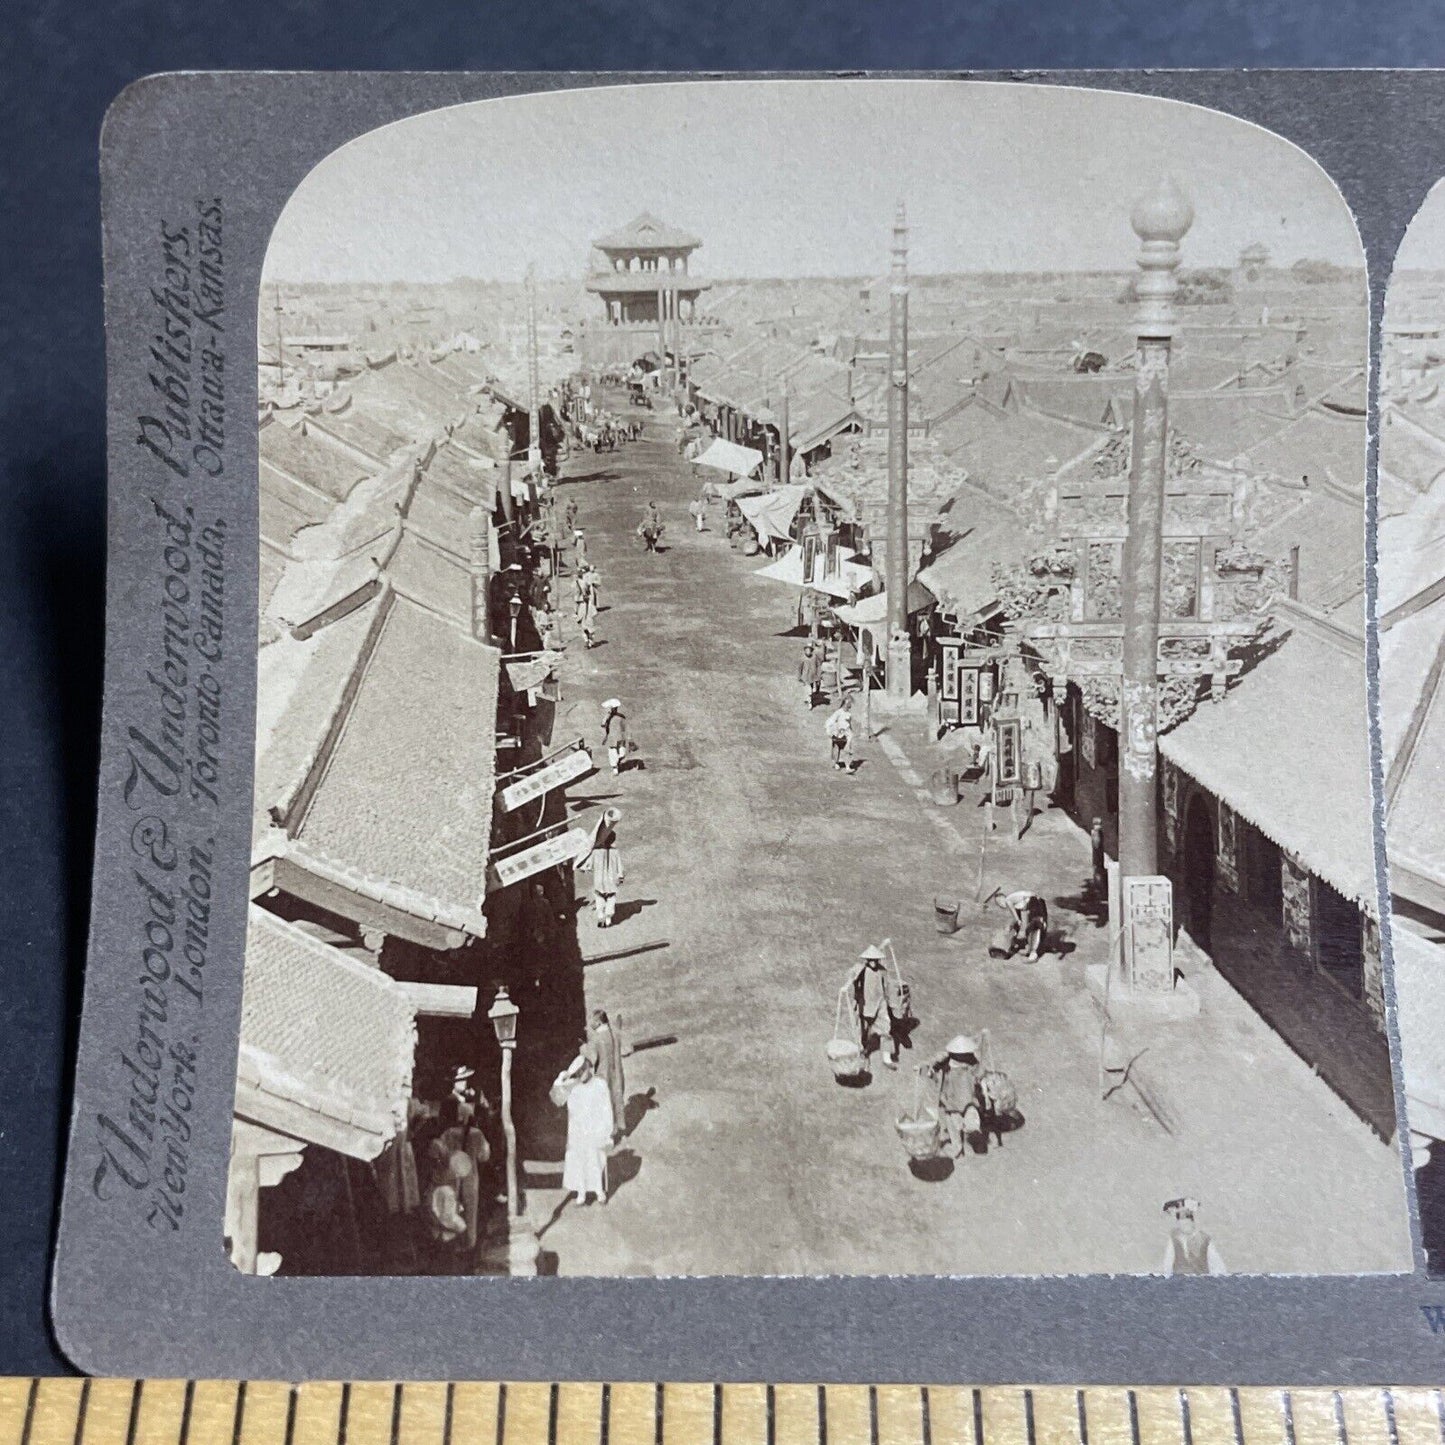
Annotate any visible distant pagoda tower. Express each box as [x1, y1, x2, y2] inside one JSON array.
[[581, 213, 711, 373]]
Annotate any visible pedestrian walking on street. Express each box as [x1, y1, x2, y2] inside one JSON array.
[[638, 501, 665, 553], [923, 1035, 984, 1159], [576, 806, 625, 928], [576, 568, 599, 649], [825, 695, 855, 772], [1159, 1197, 1227, 1276], [553, 1055, 614, 1206], [601, 698, 631, 775], [563, 499, 579, 538], [799, 642, 824, 709], [573, 528, 589, 569], [689, 497, 706, 532], [584, 1008, 627, 1144], [841, 944, 904, 1071]]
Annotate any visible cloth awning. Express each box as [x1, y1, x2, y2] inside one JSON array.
[[720, 475, 768, 501], [736, 485, 809, 543], [754, 545, 872, 600], [696, 438, 764, 478], [1159, 610, 1376, 908], [832, 582, 935, 628]]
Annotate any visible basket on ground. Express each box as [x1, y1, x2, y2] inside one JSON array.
[[895, 1107, 943, 1160], [826, 1037, 869, 1082]]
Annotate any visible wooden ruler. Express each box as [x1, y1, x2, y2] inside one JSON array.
[[1, 1383, 1443, 1445]]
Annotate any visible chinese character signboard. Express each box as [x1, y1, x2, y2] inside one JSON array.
[[499, 747, 594, 813], [490, 826, 592, 889], [958, 666, 981, 727], [1123, 874, 1174, 993], [995, 718, 1022, 787]]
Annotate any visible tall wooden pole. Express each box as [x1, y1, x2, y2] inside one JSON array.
[[525, 265, 542, 478], [885, 202, 911, 703], [1118, 179, 1192, 884], [779, 379, 791, 486]]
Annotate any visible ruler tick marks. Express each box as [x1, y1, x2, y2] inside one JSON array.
[[1283, 1393, 1298, 1445], [389, 1386, 402, 1445], [599, 1385, 610, 1445], [1078, 1391, 1089, 1445], [549, 1385, 560, 1445], [125, 1382, 143, 1445], [72, 1382, 91, 1445], [338, 1385, 352, 1445], [1129, 1391, 1142, 1445], [177, 1382, 192, 1445], [232, 1382, 248, 1445], [282, 1389, 296, 1445], [1229, 1390, 1245, 1445], [869, 1390, 879, 1445], [496, 1386, 508, 1445], [1333, 1393, 1348, 1445], [1180, 1390, 1193, 1445], [1025, 1391, 1036, 1445], [767, 1388, 776, 1445], [443, 1386, 455, 1445], [974, 1390, 985, 1445], [816, 1387, 827, 1445], [19, 1380, 37, 1445], [921, 1389, 932, 1445]]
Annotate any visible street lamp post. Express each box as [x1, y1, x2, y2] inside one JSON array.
[[487, 985, 540, 1276]]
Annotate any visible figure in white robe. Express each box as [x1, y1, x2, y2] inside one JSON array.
[[558, 1060, 615, 1204]]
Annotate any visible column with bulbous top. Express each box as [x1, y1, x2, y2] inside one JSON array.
[[1119, 179, 1192, 888]]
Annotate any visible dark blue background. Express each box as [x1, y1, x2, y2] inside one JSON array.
[[4, 0, 1441, 1378]]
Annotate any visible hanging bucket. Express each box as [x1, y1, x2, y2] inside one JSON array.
[[895, 1107, 943, 1161], [826, 1038, 869, 1083]]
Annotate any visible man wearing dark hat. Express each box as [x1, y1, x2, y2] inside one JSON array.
[[840, 944, 904, 1070], [925, 1036, 984, 1159]]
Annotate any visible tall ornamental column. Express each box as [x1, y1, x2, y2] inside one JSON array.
[[1118, 178, 1192, 885]]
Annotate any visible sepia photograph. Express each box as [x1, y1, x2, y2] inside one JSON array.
[[1379, 184, 1445, 1277], [228, 78, 1411, 1280]]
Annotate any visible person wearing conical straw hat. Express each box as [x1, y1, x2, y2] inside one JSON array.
[[575, 807, 625, 928], [601, 698, 630, 775], [924, 1034, 984, 1160], [840, 943, 904, 1071]]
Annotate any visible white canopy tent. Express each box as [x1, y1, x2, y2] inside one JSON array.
[[695, 438, 764, 478]]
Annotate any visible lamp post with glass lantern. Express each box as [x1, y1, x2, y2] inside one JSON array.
[[487, 985, 539, 1276]]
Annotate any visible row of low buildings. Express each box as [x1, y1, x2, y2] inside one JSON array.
[[1378, 293, 1445, 1266], [233, 340, 581, 1275], [675, 277, 1393, 1139]]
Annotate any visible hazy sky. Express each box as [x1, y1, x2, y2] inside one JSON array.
[[1393, 178, 1445, 273], [265, 79, 1363, 284]]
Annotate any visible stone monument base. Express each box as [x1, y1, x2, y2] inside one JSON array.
[[1085, 962, 1201, 1021]]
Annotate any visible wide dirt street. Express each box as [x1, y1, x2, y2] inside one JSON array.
[[523, 396, 1412, 1279]]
